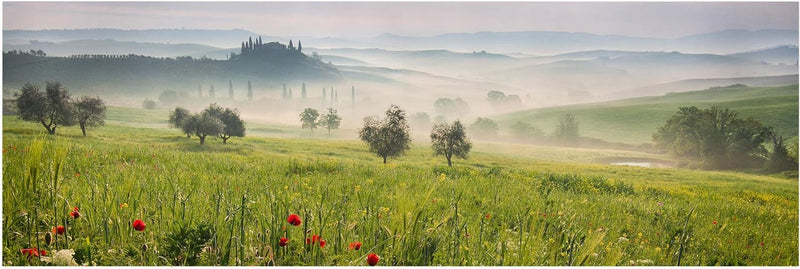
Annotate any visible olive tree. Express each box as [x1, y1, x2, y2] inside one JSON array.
[[319, 107, 342, 134], [359, 105, 411, 164], [299, 108, 320, 133], [204, 103, 245, 144], [74, 96, 106, 136], [14, 82, 74, 135], [169, 107, 192, 138], [431, 121, 472, 166]]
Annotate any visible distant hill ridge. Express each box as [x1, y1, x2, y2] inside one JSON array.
[[5, 28, 797, 54], [2, 37, 341, 96]]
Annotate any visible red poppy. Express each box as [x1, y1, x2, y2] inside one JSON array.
[[52, 225, 65, 235], [367, 253, 380, 266], [279, 237, 289, 247], [75, 172, 80, 178], [760, 242, 765, 246], [20, 248, 41, 257], [306, 238, 312, 245], [287, 214, 302, 226], [319, 239, 326, 248], [349, 241, 362, 250], [712, 221, 717, 225], [70, 207, 81, 219], [132, 219, 146, 231], [486, 214, 491, 220]]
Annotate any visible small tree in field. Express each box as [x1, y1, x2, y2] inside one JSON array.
[[431, 121, 472, 166], [359, 105, 412, 164], [74, 96, 106, 136], [320, 108, 342, 134], [300, 108, 320, 133], [204, 103, 246, 144], [15, 82, 74, 135], [554, 113, 579, 140], [169, 107, 192, 138], [469, 117, 498, 139], [183, 112, 223, 144], [142, 99, 156, 110]]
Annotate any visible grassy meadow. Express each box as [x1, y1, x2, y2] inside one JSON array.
[[2, 104, 798, 266], [495, 85, 799, 144]]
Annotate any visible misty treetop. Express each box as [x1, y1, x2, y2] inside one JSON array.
[[653, 106, 796, 171]]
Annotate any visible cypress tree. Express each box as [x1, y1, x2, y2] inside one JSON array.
[[298, 41, 302, 52], [247, 80, 253, 101], [301, 82, 307, 99], [229, 80, 234, 100], [283, 83, 287, 99]]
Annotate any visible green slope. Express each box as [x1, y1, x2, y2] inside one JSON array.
[[495, 85, 798, 144]]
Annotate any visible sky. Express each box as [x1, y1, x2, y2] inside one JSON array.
[[3, 2, 798, 38]]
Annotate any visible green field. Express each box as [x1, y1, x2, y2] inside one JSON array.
[[2, 108, 797, 266], [495, 85, 799, 144]]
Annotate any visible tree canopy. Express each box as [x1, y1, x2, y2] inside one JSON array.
[[14, 82, 75, 134], [204, 103, 245, 144], [431, 120, 472, 166], [319, 108, 342, 134], [359, 105, 412, 164], [469, 117, 498, 139], [653, 106, 772, 169], [300, 108, 320, 132], [74, 96, 106, 137]]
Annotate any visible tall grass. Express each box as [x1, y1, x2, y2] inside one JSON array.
[[2, 117, 798, 265]]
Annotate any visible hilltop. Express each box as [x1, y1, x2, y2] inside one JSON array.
[[2, 37, 341, 97], [494, 84, 798, 144]]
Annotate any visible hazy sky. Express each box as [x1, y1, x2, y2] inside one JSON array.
[[3, 2, 798, 38]]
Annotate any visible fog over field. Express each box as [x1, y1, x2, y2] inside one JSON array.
[[3, 2, 799, 266], [3, 2, 798, 140]]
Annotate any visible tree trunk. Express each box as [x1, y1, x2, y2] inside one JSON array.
[[199, 135, 206, 144], [42, 122, 55, 135], [383, 156, 387, 164], [222, 137, 228, 144], [447, 156, 452, 167], [80, 122, 87, 137], [186, 133, 191, 138]]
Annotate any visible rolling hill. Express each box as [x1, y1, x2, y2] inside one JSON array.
[[494, 84, 798, 144], [2, 41, 341, 97]]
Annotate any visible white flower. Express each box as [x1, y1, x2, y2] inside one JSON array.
[[40, 249, 78, 266], [618, 237, 629, 243]]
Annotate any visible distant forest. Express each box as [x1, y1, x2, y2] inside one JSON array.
[[2, 37, 341, 97]]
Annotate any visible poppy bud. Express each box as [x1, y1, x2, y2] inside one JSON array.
[[44, 232, 52, 245], [142, 243, 148, 253]]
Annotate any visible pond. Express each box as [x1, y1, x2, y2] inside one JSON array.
[[597, 157, 674, 168]]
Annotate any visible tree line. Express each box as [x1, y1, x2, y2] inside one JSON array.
[[14, 82, 106, 136]]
